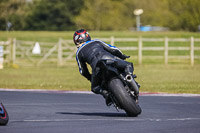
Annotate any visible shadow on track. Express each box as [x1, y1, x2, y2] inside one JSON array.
[[56, 112, 127, 117]]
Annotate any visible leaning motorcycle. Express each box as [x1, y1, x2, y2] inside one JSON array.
[[96, 59, 142, 117], [0, 103, 9, 125]]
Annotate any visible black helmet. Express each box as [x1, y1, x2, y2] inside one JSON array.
[[73, 29, 91, 47]]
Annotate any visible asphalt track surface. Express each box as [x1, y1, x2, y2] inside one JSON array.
[[0, 90, 200, 133]]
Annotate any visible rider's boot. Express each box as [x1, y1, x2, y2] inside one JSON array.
[[101, 90, 112, 106], [92, 86, 112, 106], [92, 86, 103, 94]]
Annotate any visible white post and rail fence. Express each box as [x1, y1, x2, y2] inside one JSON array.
[[0, 37, 199, 68]]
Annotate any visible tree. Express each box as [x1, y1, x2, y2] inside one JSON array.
[[168, 0, 200, 31], [25, 0, 83, 30], [1, 0, 200, 31], [75, 0, 136, 30], [0, 0, 29, 30]]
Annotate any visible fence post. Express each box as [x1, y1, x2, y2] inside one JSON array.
[[138, 37, 142, 65], [12, 38, 16, 64], [0, 45, 3, 69], [57, 38, 63, 67], [8, 38, 12, 64], [190, 36, 194, 67], [110, 36, 114, 46], [164, 37, 168, 65]]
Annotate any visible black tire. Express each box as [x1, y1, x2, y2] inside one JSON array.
[[108, 78, 142, 117], [0, 103, 9, 126]]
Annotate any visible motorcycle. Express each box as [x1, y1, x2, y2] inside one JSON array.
[[0, 103, 9, 125], [95, 59, 142, 117]]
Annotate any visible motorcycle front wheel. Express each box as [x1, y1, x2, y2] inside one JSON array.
[[0, 103, 9, 125], [108, 78, 142, 117]]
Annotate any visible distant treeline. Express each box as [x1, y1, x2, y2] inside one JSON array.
[[0, 0, 200, 31]]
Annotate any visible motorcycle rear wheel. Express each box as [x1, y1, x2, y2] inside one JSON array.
[[108, 78, 142, 117]]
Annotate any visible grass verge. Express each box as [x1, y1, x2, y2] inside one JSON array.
[[0, 63, 199, 94]]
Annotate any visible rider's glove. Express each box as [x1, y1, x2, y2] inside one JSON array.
[[121, 54, 130, 60]]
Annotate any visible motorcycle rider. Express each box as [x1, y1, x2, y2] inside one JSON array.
[[74, 29, 134, 104]]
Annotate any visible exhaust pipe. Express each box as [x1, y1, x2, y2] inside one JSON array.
[[125, 74, 139, 96]]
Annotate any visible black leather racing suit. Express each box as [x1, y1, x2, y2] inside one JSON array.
[[76, 39, 133, 93]]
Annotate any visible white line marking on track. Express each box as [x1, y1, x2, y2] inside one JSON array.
[[162, 102, 200, 105], [10, 118, 200, 123], [4, 103, 94, 106]]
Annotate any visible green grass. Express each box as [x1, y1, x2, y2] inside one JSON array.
[[135, 64, 200, 94], [0, 64, 90, 91], [0, 63, 199, 94], [1, 31, 200, 42]]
